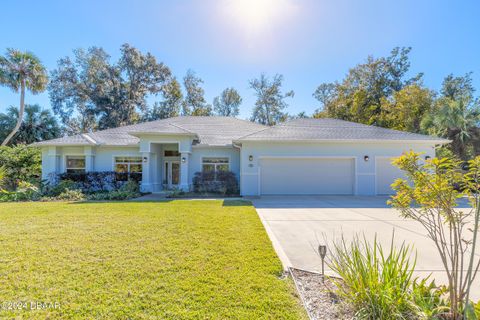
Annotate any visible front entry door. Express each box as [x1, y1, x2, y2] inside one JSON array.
[[164, 161, 180, 188]]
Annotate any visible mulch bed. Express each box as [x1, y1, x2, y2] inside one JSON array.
[[290, 268, 355, 320]]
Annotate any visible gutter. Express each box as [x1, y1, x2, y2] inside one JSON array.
[[233, 138, 450, 144]]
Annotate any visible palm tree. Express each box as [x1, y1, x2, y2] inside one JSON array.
[[422, 96, 480, 160], [0, 104, 62, 145], [0, 49, 48, 146]]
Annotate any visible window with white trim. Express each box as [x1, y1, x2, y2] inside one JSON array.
[[202, 157, 229, 180], [115, 156, 143, 181], [114, 157, 143, 174], [66, 156, 86, 173]]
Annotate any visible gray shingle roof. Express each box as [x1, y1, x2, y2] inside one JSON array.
[[33, 116, 267, 147], [236, 118, 449, 143]]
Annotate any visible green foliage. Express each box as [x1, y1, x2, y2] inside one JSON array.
[[0, 104, 62, 145], [249, 73, 294, 126], [0, 201, 307, 319], [42, 179, 77, 197], [182, 70, 212, 116], [213, 87, 242, 117], [0, 181, 40, 202], [390, 152, 480, 318], [0, 48, 49, 146], [421, 73, 480, 160], [380, 84, 435, 133], [192, 171, 239, 195], [87, 180, 140, 201], [411, 278, 449, 319], [312, 49, 480, 161], [328, 234, 419, 319], [0, 145, 41, 190], [143, 78, 183, 121], [0, 165, 5, 190], [48, 188, 85, 202], [49, 44, 172, 133], [313, 47, 422, 125]]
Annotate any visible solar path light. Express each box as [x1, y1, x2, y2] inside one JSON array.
[[318, 244, 327, 283]]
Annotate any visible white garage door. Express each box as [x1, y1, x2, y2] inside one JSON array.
[[260, 158, 355, 195], [375, 157, 405, 195]]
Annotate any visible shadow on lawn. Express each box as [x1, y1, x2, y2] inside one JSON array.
[[222, 199, 252, 207], [67, 199, 176, 205], [67, 199, 253, 206]]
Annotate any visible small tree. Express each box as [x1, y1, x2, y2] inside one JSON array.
[[389, 151, 480, 319]]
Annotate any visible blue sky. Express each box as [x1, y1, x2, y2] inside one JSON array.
[[0, 0, 479, 120]]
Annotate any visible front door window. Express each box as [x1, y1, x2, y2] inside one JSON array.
[[171, 162, 180, 185], [164, 161, 180, 188]]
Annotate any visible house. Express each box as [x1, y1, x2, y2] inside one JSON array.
[[34, 116, 449, 196]]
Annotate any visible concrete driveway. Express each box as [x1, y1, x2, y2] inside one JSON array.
[[252, 195, 480, 300]]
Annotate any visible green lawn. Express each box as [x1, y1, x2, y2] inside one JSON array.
[[0, 200, 306, 319]]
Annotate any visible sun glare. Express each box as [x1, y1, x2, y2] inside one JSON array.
[[222, 0, 297, 34]]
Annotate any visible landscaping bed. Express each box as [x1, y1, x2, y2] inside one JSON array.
[[290, 268, 354, 320]]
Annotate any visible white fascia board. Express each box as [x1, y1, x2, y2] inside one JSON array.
[[234, 139, 450, 144]]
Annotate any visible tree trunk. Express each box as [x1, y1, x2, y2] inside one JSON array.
[[1, 80, 25, 146]]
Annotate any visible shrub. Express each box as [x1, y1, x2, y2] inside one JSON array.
[[328, 234, 418, 319], [0, 145, 41, 190], [87, 180, 140, 201], [0, 165, 6, 190], [192, 171, 239, 195], [57, 171, 141, 193], [120, 179, 140, 194], [54, 189, 85, 201], [390, 152, 480, 318], [42, 179, 78, 197], [0, 181, 41, 202]]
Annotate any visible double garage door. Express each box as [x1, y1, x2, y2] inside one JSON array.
[[259, 157, 402, 195], [260, 158, 355, 195]]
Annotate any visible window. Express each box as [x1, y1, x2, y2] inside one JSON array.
[[66, 156, 86, 173], [202, 157, 229, 180], [164, 150, 180, 157], [115, 156, 142, 181]]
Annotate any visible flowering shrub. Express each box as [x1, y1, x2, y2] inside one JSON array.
[[192, 171, 239, 195]]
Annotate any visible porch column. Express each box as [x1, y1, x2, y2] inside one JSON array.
[[42, 146, 60, 182], [84, 146, 95, 172], [179, 152, 190, 191], [141, 152, 153, 192]]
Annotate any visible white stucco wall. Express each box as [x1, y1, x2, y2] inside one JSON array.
[[40, 143, 241, 192], [239, 141, 437, 196], [40, 139, 437, 196]]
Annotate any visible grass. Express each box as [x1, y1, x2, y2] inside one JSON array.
[[0, 200, 306, 319]]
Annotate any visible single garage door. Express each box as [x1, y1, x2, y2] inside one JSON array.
[[375, 157, 405, 195], [260, 158, 355, 195]]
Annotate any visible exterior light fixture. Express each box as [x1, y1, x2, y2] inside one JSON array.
[[143, 157, 148, 163], [318, 245, 327, 283], [364, 155, 369, 162], [181, 157, 186, 163], [425, 155, 431, 160], [249, 155, 253, 161]]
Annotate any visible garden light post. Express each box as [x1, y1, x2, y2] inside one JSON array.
[[318, 245, 327, 283]]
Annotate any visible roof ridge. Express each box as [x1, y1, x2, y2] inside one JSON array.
[[81, 133, 98, 145], [168, 122, 197, 135], [235, 126, 273, 140]]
